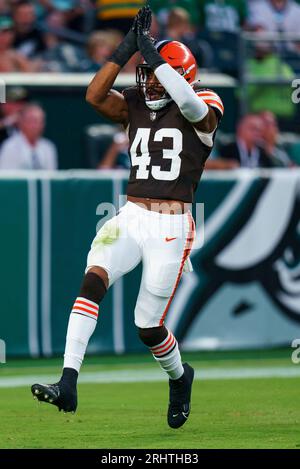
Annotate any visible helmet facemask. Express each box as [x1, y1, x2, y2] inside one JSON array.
[[136, 63, 185, 111]]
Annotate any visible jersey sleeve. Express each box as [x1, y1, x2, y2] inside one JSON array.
[[196, 89, 224, 121]]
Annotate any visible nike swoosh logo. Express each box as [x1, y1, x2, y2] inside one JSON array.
[[182, 404, 190, 419], [165, 237, 177, 242], [172, 412, 189, 419]]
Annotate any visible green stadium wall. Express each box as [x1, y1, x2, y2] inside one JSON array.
[[1, 169, 300, 357]]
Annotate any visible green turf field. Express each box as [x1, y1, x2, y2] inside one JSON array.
[[1, 349, 300, 449]]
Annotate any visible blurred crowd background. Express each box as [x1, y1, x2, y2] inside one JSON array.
[[0, 0, 300, 170]]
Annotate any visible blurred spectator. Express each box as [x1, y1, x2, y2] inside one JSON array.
[[0, 103, 58, 169], [247, 42, 295, 118], [149, 11, 159, 38], [0, 87, 28, 146], [218, 114, 280, 168], [247, 0, 300, 34], [41, 9, 88, 71], [150, 0, 200, 27], [260, 110, 294, 166], [95, 0, 145, 35], [98, 130, 129, 169], [12, 0, 47, 58], [45, 0, 94, 33], [165, 8, 211, 67], [0, 0, 11, 16], [31, 0, 53, 19], [166, 7, 194, 40], [85, 30, 123, 72], [0, 16, 38, 72], [199, 0, 247, 33]]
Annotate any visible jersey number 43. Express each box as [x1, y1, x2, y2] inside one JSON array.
[[129, 128, 183, 181]]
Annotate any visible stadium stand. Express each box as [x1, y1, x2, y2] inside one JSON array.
[[0, 0, 299, 168]]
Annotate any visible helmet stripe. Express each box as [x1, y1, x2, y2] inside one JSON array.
[[155, 40, 172, 52], [183, 63, 196, 77]]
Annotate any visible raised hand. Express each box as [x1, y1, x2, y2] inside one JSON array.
[[136, 5, 164, 70], [136, 5, 152, 36], [131, 10, 139, 33], [108, 8, 148, 67]]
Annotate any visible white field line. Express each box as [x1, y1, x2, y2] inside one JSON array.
[[0, 366, 300, 388]]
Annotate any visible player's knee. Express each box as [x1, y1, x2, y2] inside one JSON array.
[[138, 325, 168, 347], [87, 266, 109, 289], [79, 271, 107, 305]]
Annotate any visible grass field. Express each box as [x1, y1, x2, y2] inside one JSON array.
[[1, 349, 300, 449]]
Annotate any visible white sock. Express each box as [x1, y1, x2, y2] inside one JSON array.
[[150, 330, 184, 380], [63, 297, 99, 373]]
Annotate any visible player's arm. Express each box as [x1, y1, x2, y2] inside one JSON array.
[[86, 11, 140, 126], [86, 62, 128, 125], [136, 7, 219, 133], [151, 61, 219, 132]]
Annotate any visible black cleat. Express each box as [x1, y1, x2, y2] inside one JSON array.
[[31, 381, 77, 413], [167, 363, 194, 429]]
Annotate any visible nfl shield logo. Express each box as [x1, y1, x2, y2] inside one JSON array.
[[150, 111, 156, 121]]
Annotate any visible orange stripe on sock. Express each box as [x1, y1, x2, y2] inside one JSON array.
[[72, 305, 98, 317], [152, 337, 176, 356], [151, 333, 173, 352], [75, 299, 98, 311]]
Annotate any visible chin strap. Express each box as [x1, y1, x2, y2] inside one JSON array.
[[145, 97, 172, 111]]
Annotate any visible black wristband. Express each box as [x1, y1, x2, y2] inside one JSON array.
[[109, 30, 137, 68], [137, 35, 165, 70]]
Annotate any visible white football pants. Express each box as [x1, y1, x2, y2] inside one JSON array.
[[86, 201, 195, 328]]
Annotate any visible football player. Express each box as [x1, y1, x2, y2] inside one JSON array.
[[31, 6, 224, 429]]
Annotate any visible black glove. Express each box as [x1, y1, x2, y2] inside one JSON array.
[[108, 14, 139, 67], [136, 5, 152, 36], [136, 6, 165, 70]]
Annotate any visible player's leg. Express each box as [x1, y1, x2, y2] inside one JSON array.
[[135, 210, 195, 428], [32, 205, 142, 412], [136, 288, 194, 429], [31, 270, 107, 412], [138, 324, 189, 382]]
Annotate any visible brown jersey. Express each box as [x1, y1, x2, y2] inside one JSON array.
[[123, 86, 224, 203]]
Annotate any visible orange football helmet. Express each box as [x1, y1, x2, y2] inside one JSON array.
[[136, 40, 197, 110], [156, 40, 197, 83]]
